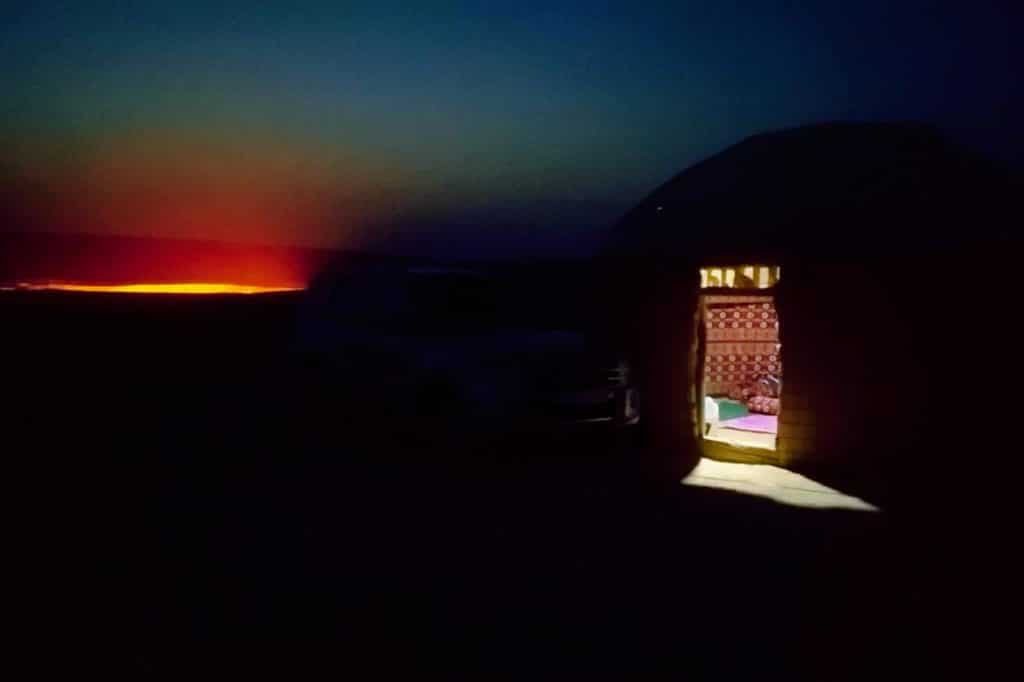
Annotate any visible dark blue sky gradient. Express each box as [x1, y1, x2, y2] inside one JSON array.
[[3, 1, 1020, 255]]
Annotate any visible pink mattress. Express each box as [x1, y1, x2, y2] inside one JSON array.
[[720, 413, 777, 434]]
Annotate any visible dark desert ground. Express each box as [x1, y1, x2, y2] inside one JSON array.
[[4, 282, 963, 679]]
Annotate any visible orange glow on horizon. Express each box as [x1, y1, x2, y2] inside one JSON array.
[[16, 282, 303, 295]]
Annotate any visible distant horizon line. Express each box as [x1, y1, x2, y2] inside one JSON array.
[[0, 229, 601, 263]]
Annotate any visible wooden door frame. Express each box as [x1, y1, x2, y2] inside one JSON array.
[[696, 288, 782, 466]]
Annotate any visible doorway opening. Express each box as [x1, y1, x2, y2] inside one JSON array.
[[698, 265, 781, 454]]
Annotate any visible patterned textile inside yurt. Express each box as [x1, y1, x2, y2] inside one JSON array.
[[703, 295, 781, 397]]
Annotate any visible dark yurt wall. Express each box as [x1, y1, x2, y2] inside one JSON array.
[[773, 261, 926, 468]]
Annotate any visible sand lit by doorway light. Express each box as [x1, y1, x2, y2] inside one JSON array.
[[683, 458, 880, 511]]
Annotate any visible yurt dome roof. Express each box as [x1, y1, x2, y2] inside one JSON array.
[[608, 122, 1020, 264]]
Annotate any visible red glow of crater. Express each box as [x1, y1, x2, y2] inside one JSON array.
[[15, 282, 302, 295]]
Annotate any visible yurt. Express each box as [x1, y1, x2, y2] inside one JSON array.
[[599, 122, 1022, 496]]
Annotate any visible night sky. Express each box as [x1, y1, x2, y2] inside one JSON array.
[[3, 1, 1021, 259]]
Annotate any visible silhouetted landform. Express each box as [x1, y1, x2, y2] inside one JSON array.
[[0, 231, 599, 306], [307, 252, 604, 336], [358, 197, 629, 260]]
